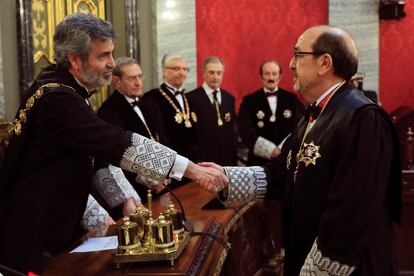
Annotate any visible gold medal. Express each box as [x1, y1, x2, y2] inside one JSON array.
[[175, 113, 183, 124], [184, 119, 192, 128], [217, 118, 223, 126], [191, 112, 198, 123]]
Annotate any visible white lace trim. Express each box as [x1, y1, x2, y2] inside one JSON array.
[[300, 238, 356, 276], [93, 165, 140, 208], [119, 133, 176, 183], [253, 136, 277, 160], [82, 195, 110, 232], [223, 166, 267, 204]]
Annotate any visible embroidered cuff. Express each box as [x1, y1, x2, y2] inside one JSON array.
[[82, 195, 111, 233], [253, 136, 277, 159], [119, 133, 176, 183], [93, 165, 140, 208], [222, 166, 267, 205], [300, 238, 356, 276]]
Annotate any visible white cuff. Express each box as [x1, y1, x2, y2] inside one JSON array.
[[82, 195, 111, 233], [300, 238, 356, 276], [222, 166, 267, 205], [169, 154, 189, 180], [253, 136, 277, 159], [93, 165, 140, 208]]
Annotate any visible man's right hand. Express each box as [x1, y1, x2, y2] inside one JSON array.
[[184, 161, 228, 193]]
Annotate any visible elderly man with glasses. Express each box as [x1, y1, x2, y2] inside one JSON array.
[[200, 25, 402, 276]]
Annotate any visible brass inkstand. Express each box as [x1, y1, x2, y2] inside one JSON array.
[[114, 190, 190, 267]]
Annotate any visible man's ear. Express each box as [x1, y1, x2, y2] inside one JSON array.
[[318, 54, 333, 76], [68, 52, 81, 71], [112, 76, 121, 88]]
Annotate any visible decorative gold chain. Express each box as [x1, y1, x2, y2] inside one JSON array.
[[9, 83, 75, 136], [212, 95, 223, 126], [158, 88, 197, 128]]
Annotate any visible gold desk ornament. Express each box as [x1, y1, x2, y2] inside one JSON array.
[[130, 206, 146, 243], [117, 217, 141, 255], [153, 214, 175, 253], [164, 201, 185, 241], [113, 192, 191, 268]]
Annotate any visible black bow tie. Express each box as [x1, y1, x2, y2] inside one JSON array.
[[307, 103, 322, 120], [174, 89, 185, 96], [130, 100, 139, 107], [266, 92, 277, 97]]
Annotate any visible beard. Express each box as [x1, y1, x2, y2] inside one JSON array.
[[82, 66, 113, 88]]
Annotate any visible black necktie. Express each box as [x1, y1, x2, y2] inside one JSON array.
[[212, 90, 219, 102], [131, 100, 139, 107]]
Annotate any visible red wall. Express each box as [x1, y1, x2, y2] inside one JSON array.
[[195, 0, 328, 110], [380, 1, 414, 112]]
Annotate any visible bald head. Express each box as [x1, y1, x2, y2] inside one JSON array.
[[305, 25, 358, 80]]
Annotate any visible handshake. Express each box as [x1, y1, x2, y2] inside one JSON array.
[[184, 161, 229, 193]]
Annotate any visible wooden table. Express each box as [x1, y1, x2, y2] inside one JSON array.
[[43, 183, 273, 276]]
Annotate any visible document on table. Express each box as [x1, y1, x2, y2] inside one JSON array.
[[70, 236, 118, 253]]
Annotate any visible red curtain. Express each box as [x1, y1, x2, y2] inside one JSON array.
[[196, 0, 328, 110], [380, 1, 414, 112]]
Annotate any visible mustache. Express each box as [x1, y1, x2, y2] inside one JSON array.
[[267, 80, 275, 83]]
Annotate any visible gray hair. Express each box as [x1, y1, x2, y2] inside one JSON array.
[[53, 13, 116, 69], [161, 53, 185, 68], [203, 56, 225, 71], [113, 57, 139, 77]]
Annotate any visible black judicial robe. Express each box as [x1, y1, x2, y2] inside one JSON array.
[[264, 83, 402, 275], [97, 90, 155, 200], [0, 65, 133, 273], [98, 90, 155, 139], [238, 88, 304, 165], [187, 87, 237, 166], [141, 83, 197, 160]]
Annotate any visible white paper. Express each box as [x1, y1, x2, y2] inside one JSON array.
[[70, 236, 118, 253]]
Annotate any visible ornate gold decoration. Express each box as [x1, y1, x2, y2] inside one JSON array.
[[286, 150, 292, 170], [257, 121, 264, 128], [158, 88, 194, 128], [114, 191, 191, 267], [296, 141, 321, 167], [9, 83, 75, 136]]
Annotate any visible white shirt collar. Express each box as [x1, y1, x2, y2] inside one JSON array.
[[123, 94, 139, 104], [263, 87, 278, 94], [314, 81, 343, 106], [202, 82, 220, 96], [165, 82, 184, 93]]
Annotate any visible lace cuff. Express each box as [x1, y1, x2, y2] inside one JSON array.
[[93, 164, 140, 208], [82, 195, 110, 233], [300, 238, 356, 276], [253, 136, 277, 159], [119, 133, 176, 183], [222, 166, 267, 205]]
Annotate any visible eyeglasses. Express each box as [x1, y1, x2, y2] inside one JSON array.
[[125, 74, 145, 82], [165, 66, 190, 72], [293, 50, 325, 59]]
